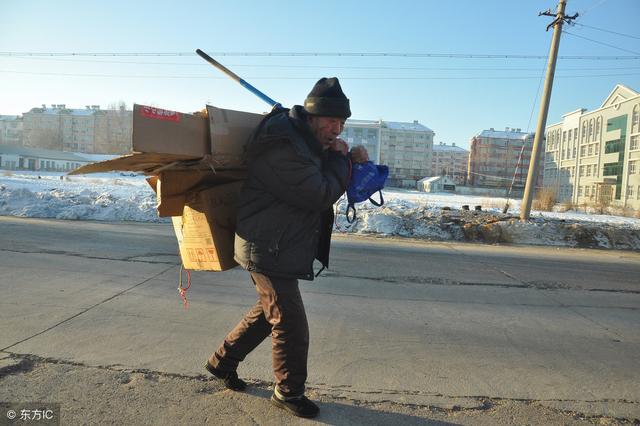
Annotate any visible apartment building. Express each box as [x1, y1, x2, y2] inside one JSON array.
[[467, 128, 538, 190], [0, 115, 23, 146], [22, 104, 132, 154], [431, 142, 469, 185], [544, 84, 640, 210], [343, 119, 434, 187]]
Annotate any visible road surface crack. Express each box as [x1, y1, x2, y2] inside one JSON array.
[[0, 248, 178, 265], [0, 264, 177, 352]]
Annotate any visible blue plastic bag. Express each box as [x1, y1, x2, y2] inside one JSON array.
[[346, 161, 389, 223]]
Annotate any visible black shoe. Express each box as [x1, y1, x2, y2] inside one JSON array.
[[204, 362, 246, 391], [270, 393, 319, 418]]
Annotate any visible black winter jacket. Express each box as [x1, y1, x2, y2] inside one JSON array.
[[234, 106, 350, 280]]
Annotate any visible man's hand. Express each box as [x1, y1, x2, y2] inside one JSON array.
[[329, 138, 349, 156], [350, 145, 369, 163]]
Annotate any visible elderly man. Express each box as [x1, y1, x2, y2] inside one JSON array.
[[205, 77, 366, 418]]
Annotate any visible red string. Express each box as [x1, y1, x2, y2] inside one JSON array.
[[178, 266, 191, 310]]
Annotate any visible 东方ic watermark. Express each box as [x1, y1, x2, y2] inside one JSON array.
[[1, 402, 60, 426]]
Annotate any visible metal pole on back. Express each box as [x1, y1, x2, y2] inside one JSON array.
[[195, 49, 281, 109]]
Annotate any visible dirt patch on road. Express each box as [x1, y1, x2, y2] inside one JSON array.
[[0, 354, 636, 425]]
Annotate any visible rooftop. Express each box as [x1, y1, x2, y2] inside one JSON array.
[[344, 118, 433, 132], [476, 128, 533, 140], [433, 143, 468, 153], [384, 121, 433, 132], [0, 145, 117, 162], [0, 115, 21, 121]]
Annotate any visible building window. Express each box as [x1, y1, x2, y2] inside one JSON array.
[[630, 161, 637, 174], [595, 117, 602, 140], [579, 165, 585, 176], [632, 104, 640, 133], [578, 186, 583, 197], [631, 135, 639, 150], [588, 144, 593, 156], [580, 146, 586, 157], [627, 185, 634, 198], [586, 165, 592, 177]]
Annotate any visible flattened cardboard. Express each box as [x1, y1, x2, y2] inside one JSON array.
[[207, 105, 263, 169], [133, 104, 209, 157], [172, 181, 243, 271], [69, 152, 201, 175]]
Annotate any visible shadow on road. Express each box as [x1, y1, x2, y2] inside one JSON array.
[[244, 386, 460, 425]]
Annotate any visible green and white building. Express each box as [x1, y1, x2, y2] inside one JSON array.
[[544, 84, 640, 210]]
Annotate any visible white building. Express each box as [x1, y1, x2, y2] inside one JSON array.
[[431, 142, 469, 185], [544, 84, 640, 210], [417, 175, 456, 193], [22, 104, 131, 154], [344, 119, 434, 188], [0, 145, 112, 172], [0, 115, 23, 145]]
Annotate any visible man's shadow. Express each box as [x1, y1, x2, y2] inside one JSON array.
[[245, 385, 461, 425]]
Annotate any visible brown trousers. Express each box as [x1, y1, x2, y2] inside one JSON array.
[[208, 272, 309, 397]]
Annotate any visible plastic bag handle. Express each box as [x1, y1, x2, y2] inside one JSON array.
[[346, 204, 357, 223], [368, 190, 384, 207]]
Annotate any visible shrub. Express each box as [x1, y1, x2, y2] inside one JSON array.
[[532, 187, 557, 211]]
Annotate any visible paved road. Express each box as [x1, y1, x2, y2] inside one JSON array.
[[1, 216, 639, 422]]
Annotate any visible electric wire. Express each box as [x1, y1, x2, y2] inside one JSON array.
[[563, 31, 640, 55], [3, 56, 640, 71], [526, 61, 548, 133], [1, 51, 639, 60], [2, 69, 639, 80], [571, 22, 640, 40]]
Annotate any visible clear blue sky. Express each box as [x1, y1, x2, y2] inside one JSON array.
[[1, 0, 639, 148]]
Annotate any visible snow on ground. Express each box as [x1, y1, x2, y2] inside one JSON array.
[[0, 171, 161, 222], [1, 170, 639, 250]]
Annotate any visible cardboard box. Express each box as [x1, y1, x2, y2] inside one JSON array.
[[171, 181, 243, 271], [207, 105, 263, 169], [68, 103, 262, 273], [133, 104, 210, 157], [148, 169, 247, 217], [70, 104, 264, 175]]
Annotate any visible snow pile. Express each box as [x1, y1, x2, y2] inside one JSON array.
[[1, 171, 639, 250], [332, 190, 640, 250], [0, 171, 162, 222]]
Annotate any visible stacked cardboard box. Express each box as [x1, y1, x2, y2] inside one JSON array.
[[71, 104, 264, 271]]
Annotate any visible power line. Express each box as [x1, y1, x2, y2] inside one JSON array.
[[1, 51, 640, 60], [577, 0, 611, 16], [571, 22, 640, 40], [563, 31, 640, 55], [526, 61, 548, 133], [2, 69, 639, 80], [4, 56, 640, 71]]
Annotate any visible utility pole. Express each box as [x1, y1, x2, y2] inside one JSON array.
[[520, 0, 578, 220]]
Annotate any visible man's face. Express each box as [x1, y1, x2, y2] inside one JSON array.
[[308, 116, 346, 149]]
